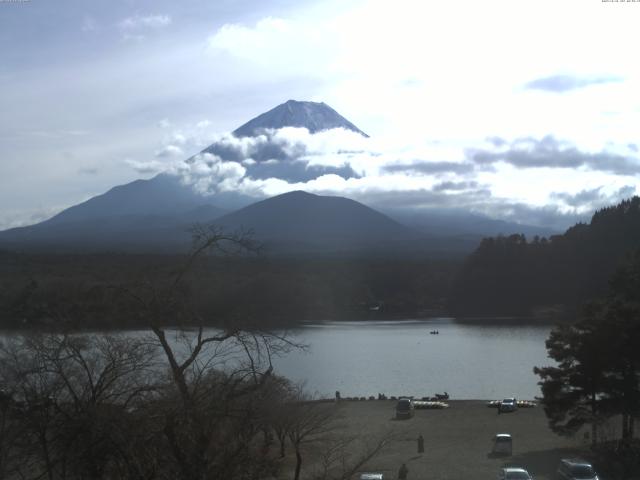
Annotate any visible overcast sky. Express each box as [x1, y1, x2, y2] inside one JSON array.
[[1, 0, 639, 231]]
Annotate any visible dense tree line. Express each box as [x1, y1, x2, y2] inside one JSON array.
[[0, 251, 457, 330], [535, 250, 640, 475], [451, 196, 640, 316]]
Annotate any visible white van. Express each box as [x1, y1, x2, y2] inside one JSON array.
[[492, 433, 513, 455]]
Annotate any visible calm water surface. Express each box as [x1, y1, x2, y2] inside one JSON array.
[[1, 318, 553, 401], [272, 318, 553, 400]]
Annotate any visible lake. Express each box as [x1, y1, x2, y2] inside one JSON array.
[[272, 318, 554, 400], [0, 318, 554, 401]]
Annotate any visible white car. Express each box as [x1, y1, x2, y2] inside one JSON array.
[[498, 467, 533, 480]]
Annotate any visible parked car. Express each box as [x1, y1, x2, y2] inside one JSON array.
[[557, 458, 599, 480], [497, 467, 533, 480], [499, 397, 517, 413], [395, 398, 414, 419], [492, 433, 513, 455], [359, 474, 384, 480]]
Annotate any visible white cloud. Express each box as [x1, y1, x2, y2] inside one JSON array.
[[0, 206, 65, 231], [125, 158, 167, 175], [123, 124, 640, 229], [204, 2, 640, 148], [155, 145, 184, 158], [118, 14, 172, 30]]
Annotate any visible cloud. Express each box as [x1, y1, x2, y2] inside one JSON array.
[[117, 14, 172, 41], [155, 144, 184, 158], [384, 161, 474, 175], [177, 153, 247, 195], [206, 17, 328, 73], [350, 187, 581, 231], [550, 185, 636, 210], [524, 74, 623, 93], [354, 187, 492, 211], [482, 201, 584, 232], [78, 167, 98, 175], [0, 207, 65, 231], [433, 181, 479, 192], [126, 125, 639, 232], [118, 15, 172, 30], [130, 125, 476, 200], [468, 135, 640, 175], [485, 136, 507, 147], [196, 127, 368, 183], [125, 159, 167, 175]]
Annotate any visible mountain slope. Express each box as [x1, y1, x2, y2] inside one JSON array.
[[213, 191, 420, 254], [232, 100, 368, 137], [45, 174, 206, 224], [0, 203, 227, 253], [386, 209, 557, 239]]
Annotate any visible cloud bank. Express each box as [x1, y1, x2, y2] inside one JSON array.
[[468, 136, 640, 176], [127, 125, 640, 230], [525, 74, 623, 93]]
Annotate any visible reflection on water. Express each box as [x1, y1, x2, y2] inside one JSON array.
[[272, 318, 553, 400]]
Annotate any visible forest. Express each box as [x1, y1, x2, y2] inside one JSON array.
[[450, 196, 640, 317], [0, 250, 456, 330]]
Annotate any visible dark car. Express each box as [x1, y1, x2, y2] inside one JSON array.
[[499, 397, 517, 413], [395, 398, 414, 419], [557, 459, 598, 480]]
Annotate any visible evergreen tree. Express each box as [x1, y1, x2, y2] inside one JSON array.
[[534, 304, 610, 444], [535, 249, 640, 444]]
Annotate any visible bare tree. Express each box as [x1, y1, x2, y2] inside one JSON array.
[[314, 431, 397, 480], [0, 333, 160, 480], [287, 395, 341, 480], [113, 225, 303, 480]]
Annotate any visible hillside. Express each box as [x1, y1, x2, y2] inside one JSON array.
[[450, 196, 640, 316], [213, 190, 422, 255]]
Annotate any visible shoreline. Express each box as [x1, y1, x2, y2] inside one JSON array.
[[0, 314, 561, 333]]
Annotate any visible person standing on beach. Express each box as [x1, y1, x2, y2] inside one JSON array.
[[417, 434, 424, 453], [398, 463, 409, 480]]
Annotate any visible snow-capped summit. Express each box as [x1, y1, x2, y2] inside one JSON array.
[[232, 100, 368, 137]]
